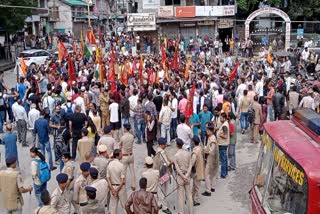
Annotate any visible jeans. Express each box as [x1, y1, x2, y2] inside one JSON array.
[[228, 144, 236, 169], [0, 111, 5, 133], [219, 145, 228, 177], [170, 118, 178, 139], [200, 130, 207, 146], [161, 123, 171, 144], [135, 119, 144, 144], [267, 104, 274, 122], [72, 133, 81, 160], [129, 117, 136, 137], [39, 141, 54, 169], [34, 183, 47, 207], [240, 112, 249, 130]]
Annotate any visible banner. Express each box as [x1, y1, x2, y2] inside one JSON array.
[[127, 13, 156, 31], [195, 5, 235, 17], [158, 6, 174, 17], [143, 0, 160, 9], [175, 6, 195, 18]]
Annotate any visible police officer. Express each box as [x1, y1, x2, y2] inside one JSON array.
[[51, 173, 71, 214], [98, 125, 118, 157], [89, 167, 108, 207], [61, 152, 75, 190], [99, 86, 110, 128], [0, 155, 33, 214], [153, 137, 172, 214], [174, 138, 193, 214], [119, 123, 136, 191], [142, 156, 159, 206], [73, 162, 91, 213], [191, 136, 204, 206], [80, 186, 105, 214], [106, 149, 127, 214], [93, 144, 109, 179]]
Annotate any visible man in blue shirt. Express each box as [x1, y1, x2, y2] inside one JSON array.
[[198, 104, 213, 145], [34, 110, 57, 171], [2, 123, 18, 165], [16, 78, 26, 100]]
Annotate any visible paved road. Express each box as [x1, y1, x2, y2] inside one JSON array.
[[0, 68, 260, 213]]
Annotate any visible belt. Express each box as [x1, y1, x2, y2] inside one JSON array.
[[151, 191, 157, 194], [122, 153, 132, 156], [112, 184, 120, 186]]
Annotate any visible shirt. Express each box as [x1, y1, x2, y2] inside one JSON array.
[[134, 103, 144, 120], [109, 103, 119, 123], [34, 118, 50, 143], [176, 123, 193, 149], [129, 95, 138, 117], [299, 96, 315, 110], [170, 98, 178, 119], [70, 112, 86, 134], [198, 111, 213, 131], [13, 104, 28, 121], [189, 113, 200, 136], [28, 108, 40, 129], [159, 106, 172, 125], [3, 132, 18, 160], [125, 189, 158, 214]]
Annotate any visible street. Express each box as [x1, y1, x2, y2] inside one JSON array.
[[0, 68, 260, 214]]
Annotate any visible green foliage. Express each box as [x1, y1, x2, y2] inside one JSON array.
[[0, 0, 37, 32]]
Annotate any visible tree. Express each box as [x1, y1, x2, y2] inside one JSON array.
[[0, 0, 37, 33]]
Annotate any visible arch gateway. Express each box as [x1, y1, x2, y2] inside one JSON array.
[[245, 7, 291, 50]]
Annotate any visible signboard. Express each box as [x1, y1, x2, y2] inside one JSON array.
[[127, 13, 156, 31], [175, 6, 195, 18], [158, 6, 174, 17], [297, 29, 304, 39], [143, 0, 160, 9], [195, 6, 235, 17], [218, 19, 233, 28]]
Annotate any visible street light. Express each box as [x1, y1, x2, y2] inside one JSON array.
[[86, 0, 92, 28]]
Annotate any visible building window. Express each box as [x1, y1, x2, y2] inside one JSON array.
[[165, 0, 181, 6]]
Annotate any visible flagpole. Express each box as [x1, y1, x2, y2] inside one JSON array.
[[87, 0, 92, 28]]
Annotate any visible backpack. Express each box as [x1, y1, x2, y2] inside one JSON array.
[[34, 159, 51, 183], [65, 104, 73, 120], [54, 129, 68, 158], [248, 105, 255, 124]]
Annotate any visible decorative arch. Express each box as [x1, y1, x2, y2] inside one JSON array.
[[245, 7, 291, 50]]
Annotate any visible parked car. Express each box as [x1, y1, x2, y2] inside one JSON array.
[[17, 49, 52, 68]]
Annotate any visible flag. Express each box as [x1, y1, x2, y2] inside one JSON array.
[[163, 62, 168, 80], [110, 45, 116, 64], [161, 44, 167, 64], [20, 57, 27, 76], [72, 41, 77, 54], [99, 63, 104, 83], [86, 30, 97, 46], [80, 30, 84, 53], [184, 57, 191, 80], [228, 62, 240, 84], [139, 55, 144, 85], [170, 41, 179, 71], [185, 82, 195, 122], [68, 57, 77, 85], [132, 57, 137, 74], [267, 52, 273, 64], [58, 41, 68, 61], [120, 64, 129, 86], [98, 27, 103, 43]]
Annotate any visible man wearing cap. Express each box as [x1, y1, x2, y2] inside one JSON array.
[[77, 128, 94, 163], [73, 162, 91, 213], [99, 86, 110, 128], [28, 103, 40, 146], [125, 177, 158, 214], [89, 167, 108, 207], [80, 186, 105, 213], [142, 156, 159, 199], [191, 136, 204, 206], [2, 123, 18, 165], [176, 115, 193, 151], [98, 125, 118, 157], [51, 173, 71, 214], [0, 155, 33, 214], [174, 138, 194, 214], [153, 137, 172, 214], [93, 144, 109, 179], [202, 124, 219, 196], [61, 152, 75, 190], [119, 123, 136, 191], [106, 149, 127, 214]]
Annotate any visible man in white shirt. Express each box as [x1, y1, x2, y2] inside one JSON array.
[[109, 96, 120, 141], [128, 89, 138, 136], [12, 99, 28, 146], [43, 91, 56, 117], [255, 75, 264, 99], [170, 92, 178, 139], [302, 47, 310, 61], [74, 88, 86, 114], [28, 103, 40, 146], [176, 115, 193, 151], [299, 90, 315, 110], [236, 78, 247, 99]]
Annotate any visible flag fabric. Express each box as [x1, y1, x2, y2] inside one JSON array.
[[80, 30, 85, 53], [20, 57, 27, 76], [67, 57, 77, 85], [185, 82, 195, 122], [110, 46, 116, 64], [267, 52, 273, 64], [170, 42, 179, 70], [139, 55, 144, 85], [132, 57, 137, 75], [120, 64, 129, 86], [161, 44, 167, 64], [184, 57, 191, 80], [58, 41, 68, 61], [228, 62, 240, 84], [99, 63, 104, 83], [81, 30, 91, 58], [86, 30, 97, 46], [163, 62, 168, 80]]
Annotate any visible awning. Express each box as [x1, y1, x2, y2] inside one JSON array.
[[73, 15, 98, 19], [157, 17, 217, 23]]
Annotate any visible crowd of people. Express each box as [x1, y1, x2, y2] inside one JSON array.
[[0, 31, 319, 214]]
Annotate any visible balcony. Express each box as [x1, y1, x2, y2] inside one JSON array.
[[49, 6, 60, 22]]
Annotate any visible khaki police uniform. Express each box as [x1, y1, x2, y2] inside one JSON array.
[[98, 135, 118, 157], [142, 168, 159, 193], [99, 93, 110, 128], [62, 160, 75, 189], [80, 199, 105, 214], [191, 145, 204, 204], [106, 159, 127, 214], [73, 174, 89, 213], [90, 179, 108, 207], [93, 155, 109, 179], [77, 136, 94, 163], [174, 149, 194, 214], [51, 187, 71, 214], [34, 205, 58, 214], [120, 131, 136, 189], [204, 134, 219, 193], [0, 168, 24, 214]]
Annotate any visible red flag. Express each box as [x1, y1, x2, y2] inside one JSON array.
[[98, 27, 103, 43], [171, 44, 179, 71], [163, 62, 168, 80], [228, 62, 240, 84], [20, 57, 27, 76], [67, 57, 77, 86], [110, 46, 116, 64], [139, 55, 144, 85], [86, 30, 97, 46], [185, 82, 196, 122], [184, 57, 191, 80], [120, 64, 129, 86], [58, 41, 68, 61]]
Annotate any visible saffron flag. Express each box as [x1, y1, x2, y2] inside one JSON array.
[[132, 57, 137, 74], [58, 41, 68, 61], [99, 63, 104, 83], [184, 57, 191, 80], [67, 57, 77, 85], [86, 30, 97, 46], [267, 52, 273, 64], [120, 64, 129, 86], [20, 57, 27, 76], [139, 55, 144, 85], [163, 62, 168, 80], [161, 44, 167, 64], [228, 62, 240, 84], [185, 82, 195, 122], [170, 42, 179, 70]]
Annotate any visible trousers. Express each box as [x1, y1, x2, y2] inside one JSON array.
[[17, 119, 27, 145], [192, 179, 201, 203], [205, 162, 217, 192], [177, 177, 193, 214], [110, 186, 127, 214], [122, 155, 136, 189]]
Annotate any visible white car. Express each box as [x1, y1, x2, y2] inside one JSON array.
[[17, 49, 52, 68]]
